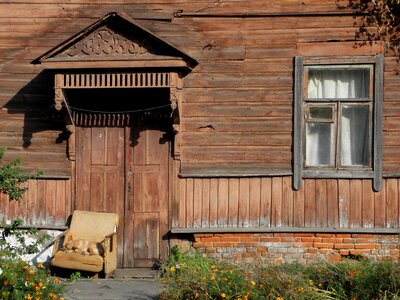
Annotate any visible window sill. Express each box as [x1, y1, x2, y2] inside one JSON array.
[[303, 169, 373, 179]]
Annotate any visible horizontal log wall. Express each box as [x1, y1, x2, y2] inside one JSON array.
[[0, 179, 72, 227], [174, 177, 399, 230]]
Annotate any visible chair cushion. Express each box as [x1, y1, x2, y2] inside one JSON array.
[[52, 251, 103, 273]]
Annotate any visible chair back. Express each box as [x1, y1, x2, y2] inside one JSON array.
[[69, 210, 118, 242]]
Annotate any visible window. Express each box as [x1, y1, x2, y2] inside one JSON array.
[[293, 56, 383, 191]]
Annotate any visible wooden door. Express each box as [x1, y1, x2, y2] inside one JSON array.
[[75, 114, 170, 268], [75, 124, 126, 266], [123, 117, 170, 268]]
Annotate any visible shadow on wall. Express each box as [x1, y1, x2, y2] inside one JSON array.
[[3, 70, 68, 148]]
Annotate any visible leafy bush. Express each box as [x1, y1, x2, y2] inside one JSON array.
[[0, 147, 41, 201], [160, 247, 400, 300]]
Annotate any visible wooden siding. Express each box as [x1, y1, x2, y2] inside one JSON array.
[[2, 1, 400, 232], [0, 179, 72, 227], [173, 177, 400, 230]]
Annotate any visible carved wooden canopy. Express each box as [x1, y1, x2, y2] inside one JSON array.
[[33, 12, 197, 69], [32, 12, 197, 160]]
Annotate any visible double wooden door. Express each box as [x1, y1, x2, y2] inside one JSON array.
[[75, 115, 170, 268]]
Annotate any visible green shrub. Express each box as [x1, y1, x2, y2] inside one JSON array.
[[160, 248, 400, 300], [0, 147, 41, 202]]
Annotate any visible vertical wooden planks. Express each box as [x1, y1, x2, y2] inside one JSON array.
[[178, 178, 187, 228], [55, 180, 66, 225], [238, 178, 250, 227], [362, 179, 374, 228], [228, 178, 239, 227], [293, 180, 305, 227], [338, 179, 350, 228], [350, 179, 362, 228], [282, 176, 293, 227], [304, 179, 316, 227], [260, 177, 272, 227], [386, 178, 398, 227], [271, 177, 283, 227], [209, 178, 218, 227], [315, 179, 327, 227], [326, 179, 339, 228], [218, 178, 229, 227], [201, 178, 210, 227], [249, 178, 261, 227], [186, 178, 194, 228], [193, 178, 202, 227], [374, 178, 386, 227]]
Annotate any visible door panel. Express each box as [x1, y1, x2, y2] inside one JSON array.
[[75, 125, 126, 267], [124, 120, 170, 268]]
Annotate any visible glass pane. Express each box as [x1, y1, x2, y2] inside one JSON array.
[[340, 105, 370, 166], [305, 123, 334, 166], [307, 68, 370, 99], [308, 106, 333, 120]]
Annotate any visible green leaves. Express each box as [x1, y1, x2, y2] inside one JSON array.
[[0, 147, 42, 202]]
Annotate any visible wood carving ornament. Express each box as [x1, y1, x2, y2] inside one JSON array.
[[66, 28, 149, 57]]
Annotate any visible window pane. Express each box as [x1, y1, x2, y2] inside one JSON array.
[[340, 105, 370, 166], [307, 68, 370, 99], [305, 123, 334, 166], [308, 106, 333, 120]]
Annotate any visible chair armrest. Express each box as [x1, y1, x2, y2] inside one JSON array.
[[52, 229, 70, 257], [101, 232, 117, 253]]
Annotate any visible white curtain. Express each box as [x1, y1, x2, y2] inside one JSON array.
[[307, 69, 368, 99], [306, 69, 369, 167]]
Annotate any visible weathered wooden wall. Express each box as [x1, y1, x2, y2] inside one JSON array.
[[0, 179, 72, 227], [1, 1, 400, 229], [173, 177, 400, 230]]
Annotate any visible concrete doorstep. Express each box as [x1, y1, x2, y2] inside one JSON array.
[[63, 269, 163, 300]]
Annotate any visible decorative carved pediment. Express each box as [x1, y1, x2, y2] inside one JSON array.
[[57, 26, 156, 59], [33, 12, 198, 69]]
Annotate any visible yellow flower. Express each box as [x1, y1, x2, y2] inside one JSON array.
[[229, 269, 234, 274], [308, 279, 314, 285], [195, 292, 200, 298], [59, 298, 65, 300], [276, 297, 284, 300], [220, 293, 226, 298], [251, 280, 256, 286], [37, 263, 44, 269], [23, 265, 28, 271], [25, 294, 33, 300], [210, 274, 215, 280], [53, 278, 60, 284], [169, 266, 176, 272], [210, 265, 216, 269], [28, 269, 35, 275]]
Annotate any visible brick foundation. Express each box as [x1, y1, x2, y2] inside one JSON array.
[[183, 233, 400, 263]]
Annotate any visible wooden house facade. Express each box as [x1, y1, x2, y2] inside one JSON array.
[[1, 1, 400, 267]]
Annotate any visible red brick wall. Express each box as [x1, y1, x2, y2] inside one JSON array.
[[188, 233, 400, 263]]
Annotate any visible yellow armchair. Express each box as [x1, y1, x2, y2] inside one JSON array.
[[51, 210, 118, 276]]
